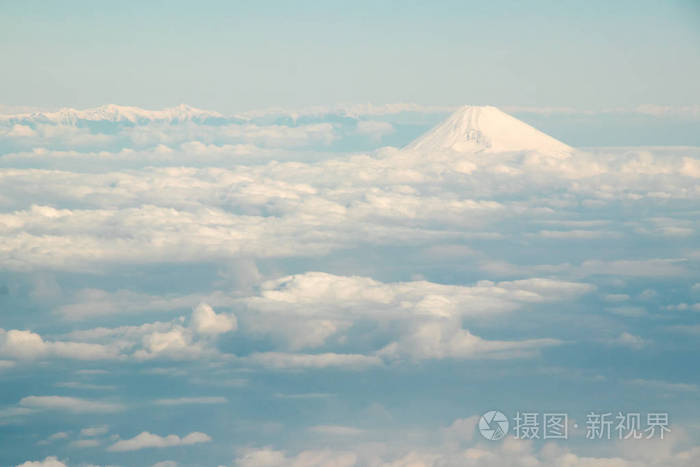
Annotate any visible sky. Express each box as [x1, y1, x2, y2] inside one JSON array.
[[1, 0, 699, 112], [1, 2, 700, 467]]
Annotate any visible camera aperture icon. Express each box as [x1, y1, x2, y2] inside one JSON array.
[[479, 410, 509, 440]]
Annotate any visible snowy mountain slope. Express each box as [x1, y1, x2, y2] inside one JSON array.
[[0, 104, 225, 125], [405, 105, 572, 157]]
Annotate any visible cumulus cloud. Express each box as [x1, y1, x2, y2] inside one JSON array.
[[235, 431, 700, 467], [20, 271, 585, 367], [190, 303, 237, 335], [55, 304, 237, 362], [242, 272, 585, 361], [15, 457, 67, 467], [0, 329, 119, 361], [108, 431, 211, 452]]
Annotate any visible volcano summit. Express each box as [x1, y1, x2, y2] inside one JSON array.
[[405, 105, 572, 157]]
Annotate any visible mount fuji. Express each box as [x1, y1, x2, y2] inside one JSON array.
[[405, 105, 572, 157]]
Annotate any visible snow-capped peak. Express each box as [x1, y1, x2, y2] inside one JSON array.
[[0, 104, 224, 125], [405, 105, 572, 156]]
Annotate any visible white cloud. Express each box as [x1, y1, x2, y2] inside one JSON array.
[[136, 327, 205, 360], [0, 329, 119, 361], [378, 321, 561, 361], [243, 272, 584, 360], [15, 457, 67, 467], [108, 431, 211, 452], [236, 448, 357, 467], [80, 425, 109, 437], [235, 431, 700, 467], [37, 432, 70, 445], [308, 425, 365, 436], [608, 332, 646, 350], [626, 378, 698, 393], [39, 271, 587, 366], [355, 120, 394, 140], [19, 395, 124, 413], [54, 381, 116, 390], [443, 416, 479, 443], [2, 138, 699, 274], [603, 294, 630, 303], [69, 439, 100, 448], [247, 352, 382, 370], [57, 304, 236, 362], [154, 397, 227, 405], [190, 303, 237, 335]]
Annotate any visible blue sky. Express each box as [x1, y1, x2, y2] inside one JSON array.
[[2, 0, 699, 112], [1, 2, 700, 467]]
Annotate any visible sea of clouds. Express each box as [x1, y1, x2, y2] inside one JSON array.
[[1, 104, 699, 466]]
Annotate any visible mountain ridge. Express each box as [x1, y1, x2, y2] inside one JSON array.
[[0, 104, 225, 125]]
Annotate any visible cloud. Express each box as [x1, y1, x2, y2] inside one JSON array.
[[0, 360, 16, 370], [35, 271, 586, 367], [136, 328, 206, 360], [190, 303, 237, 335], [80, 425, 109, 437], [308, 425, 365, 436], [58, 304, 236, 362], [626, 379, 698, 393], [443, 416, 479, 443], [607, 332, 646, 350], [0, 133, 698, 280], [54, 381, 116, 390], [664, 303, 700, 312], [154, 397, 227, 405], [378, 322, 561, 361], [68, 439, 100, 448], [235, 430, 700, 467], [247, 352, 382, 370], [37, 432, 70, 445], [19, 396, 124, 413], [54, 288, 206, 320], [236, 448, 357, 467], [355, 120, 394, 141], [579, 259, 688, 277], [243, 272, 584, 361], [15, 457, 67, 467], [0, 329, 119, 361], [108, 431, 211, 452], [633, 104, 700, 118]]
